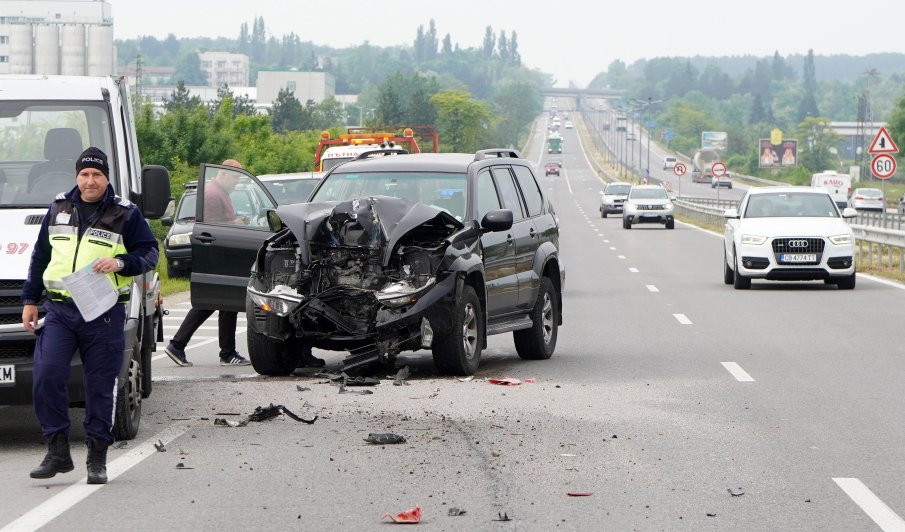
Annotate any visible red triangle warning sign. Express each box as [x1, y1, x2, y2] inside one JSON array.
[[868, 126, 899, 154]]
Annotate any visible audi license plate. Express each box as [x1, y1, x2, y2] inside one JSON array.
[[0, 365, 14, 384], [780, 253, 817, 263]]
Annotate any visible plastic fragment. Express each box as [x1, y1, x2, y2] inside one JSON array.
[[567, 492, 593, 497], [214, 417, 247, 428], [364, 433, 406, 445], [448, 507, 466, 516], [175, 462, 194, 470], [394, 365, 411, 386], [707, 513, 717, 517], [381, 505, 421, 523], [457, 376, 474, 382], [727, 488, 745, 497], [338, 380, 374, 395], [249, 404, 318, 424], [111, 441, 128, 449], [488, 377, 522, 386], [492, 512, 512, 522], [296, 385, 311, 392], [153, 439, 166, 452]]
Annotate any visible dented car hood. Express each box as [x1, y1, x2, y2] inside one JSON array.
[[276, 196, 464, 266]]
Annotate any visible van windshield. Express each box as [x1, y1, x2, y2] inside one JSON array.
[[0, 101, 115, 208]]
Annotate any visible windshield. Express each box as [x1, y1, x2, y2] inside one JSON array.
[[745, 192, 838, 218], [176, 192, 197, 221], [606, 184, 631, 195], [630, 188, 668, 200], [0, 101, 114, 208], [312, 171, 468, 220], [322, 157, 352, 172], [263, 179, 320, 204]]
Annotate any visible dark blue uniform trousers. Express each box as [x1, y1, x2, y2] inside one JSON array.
[[32, 301, 125, 444]]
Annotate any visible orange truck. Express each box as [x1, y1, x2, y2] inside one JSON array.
[[314, 126, 439, 172]]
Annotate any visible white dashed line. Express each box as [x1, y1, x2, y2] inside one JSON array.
[[833, 478, 905, 532], [673, 314, 692, 325], [617, 255, 626, 260], [609, 246, 616, 250], [721, 362, 754, 382], [628, 268, 639, 273], [603, 239, 610, 243], [646, 285, 659, 292]]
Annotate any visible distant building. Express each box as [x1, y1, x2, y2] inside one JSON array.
[[118, 62, 174, 86], [0, 0, 114, 75], [199, 51, 248, 88], [829, 121, 886, 160], [256, 71, 335, 108]]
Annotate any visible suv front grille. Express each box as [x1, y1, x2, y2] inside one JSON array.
[[772, 238, 825, 265], [638, 204, 665, 210]]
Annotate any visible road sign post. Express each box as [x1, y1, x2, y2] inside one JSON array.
[[673, 162, 686, 196], [871, 153, 896, 179]]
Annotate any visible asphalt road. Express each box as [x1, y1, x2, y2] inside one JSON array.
[[2, 106, 905, 531]]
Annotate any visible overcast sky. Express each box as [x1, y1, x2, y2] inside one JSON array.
[[110, 0, 904, 88]]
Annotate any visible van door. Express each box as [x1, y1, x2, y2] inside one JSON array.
[[191, 164, 277, 312]]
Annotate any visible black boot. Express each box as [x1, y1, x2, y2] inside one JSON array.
[[30, 432, 75, 479], [86, 438, 109, 484]]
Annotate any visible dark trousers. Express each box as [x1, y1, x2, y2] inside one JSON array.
[[171, 308, 237, 357], [33, 301, 125, 444]]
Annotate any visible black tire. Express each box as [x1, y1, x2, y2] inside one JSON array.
[[140, 314, 154, 398], [665, 219, 675, 229], [723, 249, 735, 285], [167, 264, 188, 279], [113, 341, 141, 440], [247, 328, 298, 376], [514, 277, 558, 360], [601, 210, 607, 218], [432, 284, 483, 375], [733, 249, 751, 289], [836, 273, 856, 290], [728, 184, 733, 189], [623, 218, 631, 229]]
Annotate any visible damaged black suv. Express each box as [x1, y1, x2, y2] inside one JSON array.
[[188, 150, 564, 375]]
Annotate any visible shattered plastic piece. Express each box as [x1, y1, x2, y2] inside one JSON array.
[[707, 513, 717, 517], [394, 366, 411, 386], [488, 377, 522, 386], [175, 462, 194, 470], [567, 492, 593, 497], [523, 378, 537, 383], [249, 404, 318, 424], [448, 507, 466, 516], [296, 385, 311, 392], [457, 376, 474, 382], [214, 412, 242, 416], [492, 512, 512, 522], [313, 371, 345, 382], [214, 417, 248, 428], [111, 441, 128, 449], [153, 439, 166, 452], [381, 505, 422, 524], [364, 433, 406, 445], [560, 453, 577, 457], [727, 488, 745, 497], [344, 376, 381, 386], [338, 380, 374, 395]]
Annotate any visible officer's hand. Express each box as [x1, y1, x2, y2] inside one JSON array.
[[92, 258, 122, 274], [22, 304, 39, 334]]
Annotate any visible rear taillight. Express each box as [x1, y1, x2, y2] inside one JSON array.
[[854, 196, 863, 200]]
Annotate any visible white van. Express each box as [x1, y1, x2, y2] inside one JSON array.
[[811, 171, 852, 208], [663, 156, 677, 170]]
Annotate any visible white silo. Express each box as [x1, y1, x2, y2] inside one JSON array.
[[34, 25, 60, 75], [87, 25, 113, 76], [8, 24, 33, 75], [60, 25, 86, 76]]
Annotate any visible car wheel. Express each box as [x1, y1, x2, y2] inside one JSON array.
[[247, 328, 298, 376], [723, 248, 735, 285], [712, 183, 716, 188], [728, 184, 733, 189], [623, 218, 631, 229], [733, 248, 751, 289], [665, 219, 675, 229], [836, 273, 856, 290], [601, 209, 607, 218], [514, 277, 558, 360], [113, 339, 142, 440], [432, 284, 483, 375]]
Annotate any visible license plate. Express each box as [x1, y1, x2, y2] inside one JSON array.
[[0, 365, 14, 384], [780, 253, 817, 263]]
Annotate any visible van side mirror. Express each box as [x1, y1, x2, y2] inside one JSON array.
[[480, 209, 513, 232], [139, 165, 172, 219]]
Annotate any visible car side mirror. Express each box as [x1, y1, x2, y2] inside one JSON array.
[[265, 209, 285, 232], [723, 208, 739, 219], [841, 207, 858, 218], [161, 216, 173, 227], [481, 209, 513, 233]]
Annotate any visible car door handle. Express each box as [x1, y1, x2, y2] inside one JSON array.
[[529, 227, 537, 238], [506, 234, 514, 245], [196, 233, 216, 243]]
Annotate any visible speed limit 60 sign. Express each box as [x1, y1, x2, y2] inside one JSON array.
[[872, 153, 897, 179]]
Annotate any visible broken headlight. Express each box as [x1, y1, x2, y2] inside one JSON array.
[[248, 284, 304, 317], [376, 278, 436, 308]]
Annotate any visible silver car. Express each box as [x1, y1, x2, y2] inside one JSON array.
[[599, 181, 632, 218], [848, 188, 884, 212], [622, 185, 675, 229]]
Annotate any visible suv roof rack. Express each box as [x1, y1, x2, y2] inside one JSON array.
[[350, 148, 409, 161], [474, 149, 522, 161]]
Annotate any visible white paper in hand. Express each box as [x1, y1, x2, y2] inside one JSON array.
[[60, 259, 118, 322]]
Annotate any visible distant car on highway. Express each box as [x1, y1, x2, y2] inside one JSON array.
[[722, 187, 857, 289], [848, 187, 884, 212], [663, 156, 677, 170], [545, 160, 562, 176], [622, 185, 675, 229], [564, 121, 574, 129], [711, 174, 732, 189], [599, 181, 632, 218]]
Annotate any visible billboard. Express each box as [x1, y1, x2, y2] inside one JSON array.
[[759, 139, 798, 168], [701, 131, 728, 151]]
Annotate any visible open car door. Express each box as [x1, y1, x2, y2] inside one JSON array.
[[191, 163, 278, 312]]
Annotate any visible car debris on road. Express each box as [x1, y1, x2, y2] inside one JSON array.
[[364, 433, 406, 445], [382, 505, 422, 524]]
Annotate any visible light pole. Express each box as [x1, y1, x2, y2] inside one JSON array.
[[631, 97, 662, 177]]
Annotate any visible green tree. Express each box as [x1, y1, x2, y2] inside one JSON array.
[[376, 72, 407, 125], [164, 81, 203, 112], [492, 81, 541, 147], [750, 93, 767, 124], [210, 84, 257, 118], [798, 49, 820, 121], [269, 88, 304, 133], [172, 52, 206, 85], [441, 34, 453, 55], [431, 89, 492, 152], [886, 89, 905, 166], [795, 117, 840, 172], [482, 26, 495, 59]]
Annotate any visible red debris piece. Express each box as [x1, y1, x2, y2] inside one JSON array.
[[523, 378, 538, 383], [382, 506, 422, 524], [488, 378, 522, 386], [567, 492, 593, 497]]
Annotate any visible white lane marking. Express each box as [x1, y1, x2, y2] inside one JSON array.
[[673, 314, 692, 325], [646, 285, 659, 293], [564, 168, 574, 195], [603, 239, 610, 242], [629, 268, 639, 273], [833, 478, 905, 532], [721, 362, 755, 382], [598, 234, 605, 237], [151, 327, 248, 361], [609, 246, 616, 250], [617, 255, 626, 260], [1, 425, 190, 532]]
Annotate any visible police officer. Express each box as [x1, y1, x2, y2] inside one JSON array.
[[22, 147, 159, 484]]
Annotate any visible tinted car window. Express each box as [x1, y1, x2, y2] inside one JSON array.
[[264, 179, 319, 204], [177, 192, 196, 221], [491, 167, 524, 221], [513, 165, 543, 217], [476, 170, 502, 222]]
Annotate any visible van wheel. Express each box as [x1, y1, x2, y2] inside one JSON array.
[[514, 277, 558, 360], [432, 285, 482, 375], [113, 341, 141, 440]]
